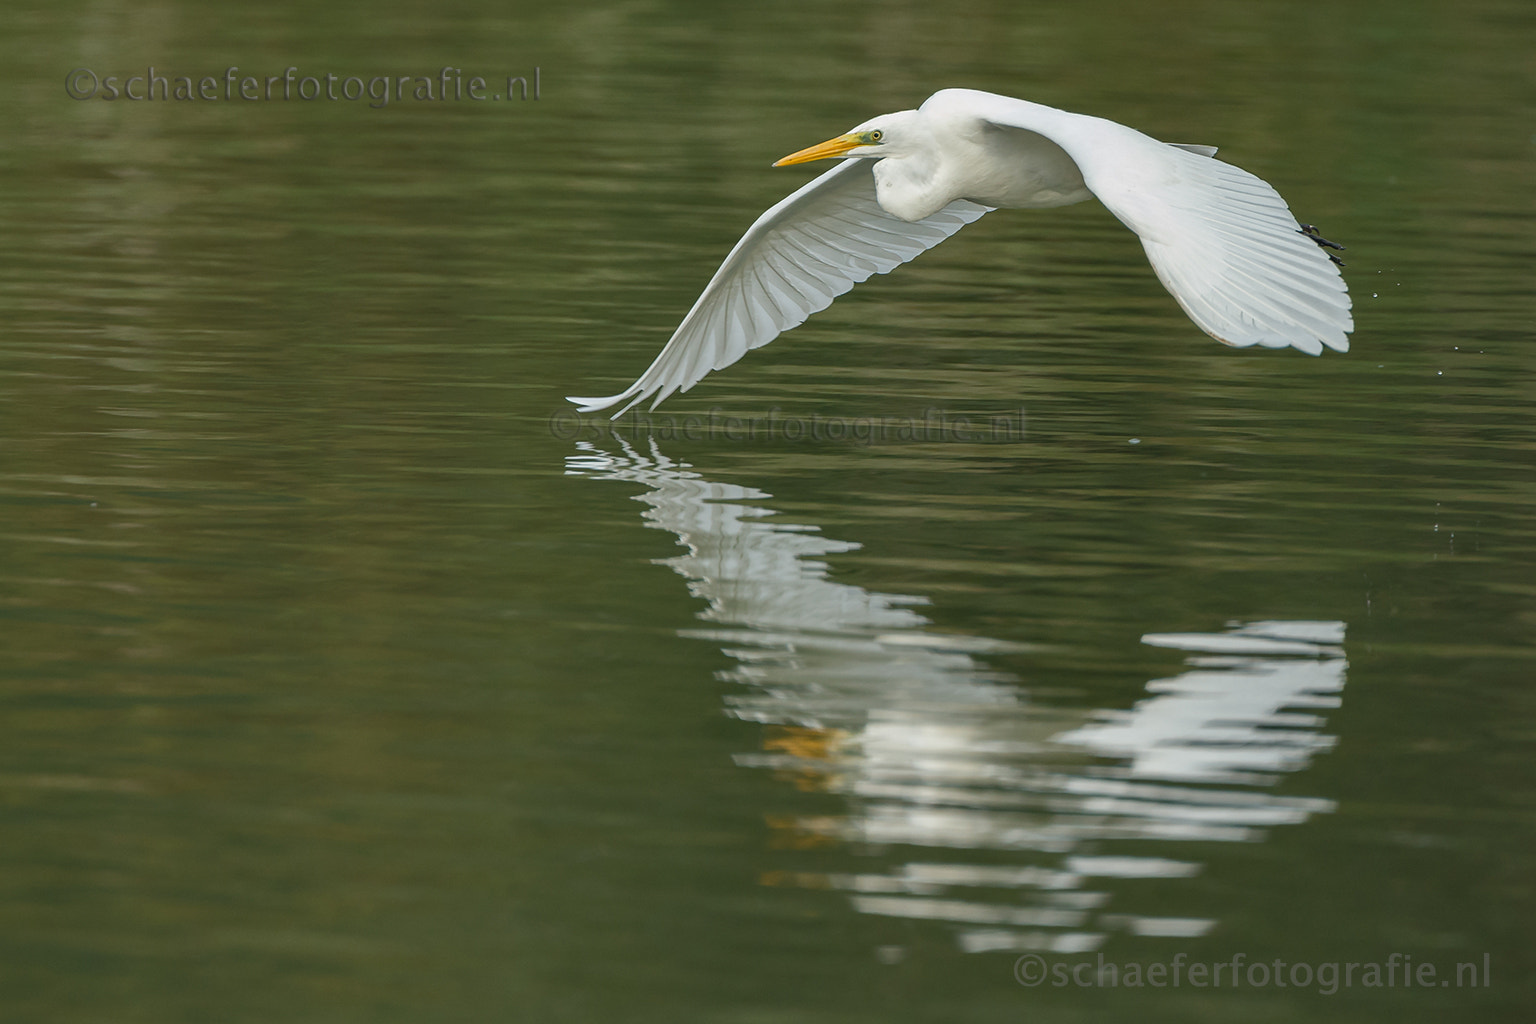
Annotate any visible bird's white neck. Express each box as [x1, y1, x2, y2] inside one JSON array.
[[870, 150, 951, 222]]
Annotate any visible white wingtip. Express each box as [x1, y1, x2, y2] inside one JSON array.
[[566, 388, 647, 418]]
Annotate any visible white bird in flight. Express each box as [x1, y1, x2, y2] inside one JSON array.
[[569, 88, 1352, 417]]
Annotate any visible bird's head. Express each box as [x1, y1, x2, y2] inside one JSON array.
[[772, 111, 916, 167]]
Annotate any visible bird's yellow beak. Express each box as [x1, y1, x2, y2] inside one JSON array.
[[773, 133, 864, 167]]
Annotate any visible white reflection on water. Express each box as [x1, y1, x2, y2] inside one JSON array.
[[566, 439, 1345, 954]]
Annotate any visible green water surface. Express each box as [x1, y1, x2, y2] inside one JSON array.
[[2, 2, 1533, 1021]]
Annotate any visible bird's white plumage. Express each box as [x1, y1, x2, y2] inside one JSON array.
[[570, 89, 1352, 415]]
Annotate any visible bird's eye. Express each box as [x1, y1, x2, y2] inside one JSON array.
[[868, 130, 883, 142]]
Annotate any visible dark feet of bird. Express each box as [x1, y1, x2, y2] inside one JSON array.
[[1299, 224, 1347, 267]]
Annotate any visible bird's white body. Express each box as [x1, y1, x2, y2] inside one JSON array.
[[865, 93, 1093, 219], [570, 89, 1352, 416]]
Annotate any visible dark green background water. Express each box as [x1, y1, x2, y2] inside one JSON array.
[[2, 1, 1532, 1021]]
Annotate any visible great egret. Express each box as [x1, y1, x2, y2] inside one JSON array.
[[569, 88, 1352, 417]]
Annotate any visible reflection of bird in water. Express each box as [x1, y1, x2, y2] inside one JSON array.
[[566, 439, 1348, 956], [570, 89, 1353, 416]]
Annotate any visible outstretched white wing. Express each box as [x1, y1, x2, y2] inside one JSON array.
[[952, 89, 1353, 355], [568, 158, 991, 416]]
